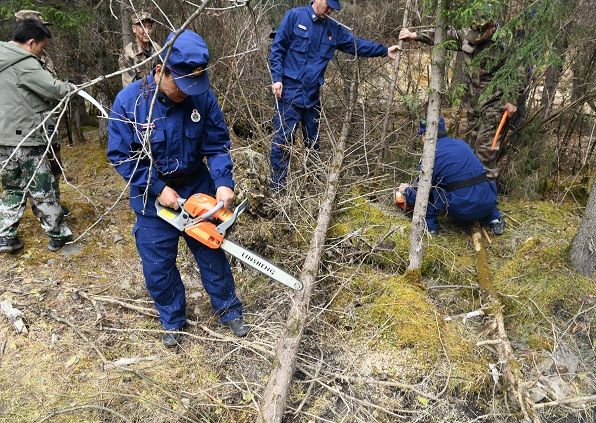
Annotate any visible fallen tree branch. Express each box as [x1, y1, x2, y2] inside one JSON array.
[[91, 291, 440, 405], [50, 311, 108, 365], [532, 394, 596, 410], [259, 75, 359, 423], [472, 224, 543, 423]]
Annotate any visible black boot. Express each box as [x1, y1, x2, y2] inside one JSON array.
[[224, 317, 249, 337], [48, 236, 72, 252], [161, 330, 182, 347], [0, 237, 23, 253]]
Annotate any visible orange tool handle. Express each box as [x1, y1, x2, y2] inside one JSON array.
[[491, 111, 510, 150], [184, 193, 233, 222], [185, 221, 224, 249]]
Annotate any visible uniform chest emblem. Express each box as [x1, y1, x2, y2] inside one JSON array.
[[140, 122, 156, 130], [298, 24, 307, 31], [191, 109, 201, 123], [139, 122, 156, 140]]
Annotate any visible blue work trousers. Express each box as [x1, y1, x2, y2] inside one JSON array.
[[134, 216, 242, 330], [270, 100, 321, 190], [407, 186, 501, 232]]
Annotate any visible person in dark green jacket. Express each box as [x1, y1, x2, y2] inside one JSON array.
[[399, 7, 522, 179], [0, 19, 74, 252]]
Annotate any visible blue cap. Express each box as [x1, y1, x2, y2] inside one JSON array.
[[418, 116, 446, 135], [160, 30, 210, 95], [327, 0, 341, 10]]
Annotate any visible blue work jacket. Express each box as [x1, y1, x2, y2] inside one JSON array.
[[270, 5, 388, 107], [108, 75, 234, 217], [405, 136, 497, 222]]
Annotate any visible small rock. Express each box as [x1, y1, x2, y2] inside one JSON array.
[[553, 349, 579, 375], [535, 355, 555, 374], [113, 234, 124, 243], [529, 386, 547, 403], [545, 375, 572, 400], [60, 243, 84, 256], [47, 258, 56, 266]]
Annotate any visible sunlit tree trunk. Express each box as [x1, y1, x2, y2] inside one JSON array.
[[407, 0, 446, 272], [570, 183, 596, 277]]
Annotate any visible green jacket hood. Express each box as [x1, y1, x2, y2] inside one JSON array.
[[0, 41, 36, 73]]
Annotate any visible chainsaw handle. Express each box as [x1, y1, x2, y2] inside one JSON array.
[[198, 200, 224, 221]]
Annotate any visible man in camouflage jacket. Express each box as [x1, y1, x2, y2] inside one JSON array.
[[0, 19, 74, 252], [118, 11, 161, 87], [399, 15, 521, 179], [14, 10, 69, 212]]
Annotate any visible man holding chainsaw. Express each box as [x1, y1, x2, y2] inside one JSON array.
[[399, 5, 522, 179], [269, 0, 400, 191], [394, 117, 505, 236], [0, 18, 74, 253], [108, 30, 247, 347]]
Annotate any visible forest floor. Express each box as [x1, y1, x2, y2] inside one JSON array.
[[0, 128, 594, 423]]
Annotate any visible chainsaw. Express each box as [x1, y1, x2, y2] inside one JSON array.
[[155, 193, 303, 291]]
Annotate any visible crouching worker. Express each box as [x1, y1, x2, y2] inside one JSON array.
[[108, 30, 247, 347], [394, 117, 505, 236]]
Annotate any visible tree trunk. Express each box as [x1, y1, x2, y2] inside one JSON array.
[[259, 76, 359, 423], [377, 0, 412, 156], [120, 2, 132, 48], [570, 182, 596, 277], [540, 33, 568, 116], [407, 1, 446, 272], [97, 91, 111, 148]]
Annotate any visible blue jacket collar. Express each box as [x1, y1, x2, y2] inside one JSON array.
[[145, 74, 180, 107], [308, 5, 320, 22]]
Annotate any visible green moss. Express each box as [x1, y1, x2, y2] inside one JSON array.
[[494, 237, 594, 341], [327, 271, 489, 393], [329, 197, 411, 270]]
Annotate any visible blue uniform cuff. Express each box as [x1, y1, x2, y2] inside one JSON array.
[[149, 179, 167, 197], [214, 177, 235, 191]]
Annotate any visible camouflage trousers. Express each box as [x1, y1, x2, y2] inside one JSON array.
[[0, 146, 71, 240], [465, 94, 507, 179]]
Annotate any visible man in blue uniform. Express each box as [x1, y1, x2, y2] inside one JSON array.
[[269, 0, 400, 190], [108, 30, 247, 347], [395, 117, 505, 235]]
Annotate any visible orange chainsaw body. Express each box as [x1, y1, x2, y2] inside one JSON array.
[[182, 194, 233, 249], [185, 221, 224, 249]]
